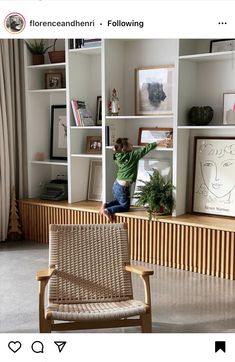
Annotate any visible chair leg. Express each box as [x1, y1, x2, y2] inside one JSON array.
[[140, 312, 152, 333], [40, 318, 52, 333]]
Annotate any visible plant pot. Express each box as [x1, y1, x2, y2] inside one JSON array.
[[48, 51, 65, 63], [32, 54, 44, 65]]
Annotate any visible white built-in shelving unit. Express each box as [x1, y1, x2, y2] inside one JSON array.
[[104, 39, 178, 204], [176, 39, 235, 215], [25, 38, 235, 216], [24, 40, 67, 198]]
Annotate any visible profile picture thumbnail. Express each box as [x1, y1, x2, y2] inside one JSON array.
[[4, 12, 26, 34]]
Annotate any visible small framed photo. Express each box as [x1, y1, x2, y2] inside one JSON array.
[[210, 39, 235, 53], [86, 136, 102, 154], [138, 127, 173, 147], [223, 93, 235, 125], [135, 65, 174, 115], [193, 137, 235, 217], [45, 72, 62, 89], [87, 160, 102, 201], [96, 96, 102, 125], [50, 105, 67, 160]]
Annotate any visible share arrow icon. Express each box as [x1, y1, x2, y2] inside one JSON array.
[[54, 341, 66, 353]]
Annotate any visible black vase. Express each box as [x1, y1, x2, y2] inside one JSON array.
[[188, 106, 214, 126]]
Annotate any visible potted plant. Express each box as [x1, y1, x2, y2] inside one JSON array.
[[134, 169, 175, 220], [25, 40, 52, 65], [48, 39, 65, 64]]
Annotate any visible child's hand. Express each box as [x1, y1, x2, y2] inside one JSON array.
[[157, 139, 172, 148]]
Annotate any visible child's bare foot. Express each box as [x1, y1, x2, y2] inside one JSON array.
[[103, 209, 113, 223], [99, 203, 106, 216]]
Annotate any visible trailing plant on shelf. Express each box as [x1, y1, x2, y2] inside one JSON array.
[[134, 169, 175, 220], [25, 39, 52, 65]]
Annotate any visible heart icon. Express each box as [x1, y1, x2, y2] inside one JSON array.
[[8, 341, 22, 353]]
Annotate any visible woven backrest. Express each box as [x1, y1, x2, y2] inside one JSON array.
[[48, 223, 133, 304]]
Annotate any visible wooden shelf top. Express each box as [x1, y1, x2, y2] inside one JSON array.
[[19, 198, 235, 232]]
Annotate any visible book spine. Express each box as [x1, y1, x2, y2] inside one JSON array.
[[76, 108, 83, 126], [109, 125, 117, 145], [69, 39, 74, 49], [71, 100, 80, 126], [105, 126, 110, 146], [82, 42, 101, 48]]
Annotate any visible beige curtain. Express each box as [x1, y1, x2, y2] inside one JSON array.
[[0, 40, 27, 241]]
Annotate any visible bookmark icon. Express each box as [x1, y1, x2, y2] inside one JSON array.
[[215, 341, 226, 353], [54, 341, 66, 353]]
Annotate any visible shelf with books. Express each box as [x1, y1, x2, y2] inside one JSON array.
[[69, 38, 102, 52], [70, 99, 96, 127]]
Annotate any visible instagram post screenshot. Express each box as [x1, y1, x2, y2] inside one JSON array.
[[1, 0, 235, 360]]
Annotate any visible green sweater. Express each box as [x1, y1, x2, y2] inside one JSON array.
[[114, 142, 157, 183]]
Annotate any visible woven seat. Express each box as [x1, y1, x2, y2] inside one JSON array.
[[47, 300, 146, 321], [36, 223, 154, 333]]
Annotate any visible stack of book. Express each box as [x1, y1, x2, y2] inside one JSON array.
[[71, 100, 95, 127], [82, 39, 101, 48], [69, 39, 101, 49]]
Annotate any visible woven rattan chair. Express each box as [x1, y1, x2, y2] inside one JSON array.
[[36, 223, 154, 333]]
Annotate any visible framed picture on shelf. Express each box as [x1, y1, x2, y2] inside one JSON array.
[[135, 65, 174, 115], [210, 39, 235, 53], [86, 136, 102, 154], [223, 93, 235, 125], [138, 127, 173, 147], [193, 137, 235, 217], [96, 96, 102, 125], [45, 72, 62, 89], [50, 105, 67, 160], [87, 160, 102, 201]]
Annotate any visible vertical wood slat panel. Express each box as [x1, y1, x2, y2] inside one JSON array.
[[19, 201, 235, 280]]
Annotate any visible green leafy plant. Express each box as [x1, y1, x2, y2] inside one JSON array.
[[25, 40, 52, 55], [134, 169, 175, 220]]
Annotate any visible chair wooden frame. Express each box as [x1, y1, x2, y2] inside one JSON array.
[[36, 224, 154, 333]]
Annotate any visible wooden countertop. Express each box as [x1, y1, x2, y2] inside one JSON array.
[[19, 198, 235, 232]]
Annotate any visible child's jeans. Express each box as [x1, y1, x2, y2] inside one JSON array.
[[106, 180, 130, 215]]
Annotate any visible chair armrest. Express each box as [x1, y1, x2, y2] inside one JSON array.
[[36, 267, 56, 281], [36, 266, 56, 331], [125, 264, 153, 307], [124, 265, 154, 276]]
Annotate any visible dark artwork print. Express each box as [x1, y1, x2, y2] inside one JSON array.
[[147, 82, 166, 108]]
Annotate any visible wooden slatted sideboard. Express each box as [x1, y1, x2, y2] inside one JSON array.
[[19, 199, 235, 280]]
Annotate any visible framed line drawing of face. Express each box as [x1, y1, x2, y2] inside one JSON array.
[[193, 137, 235, 217]]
